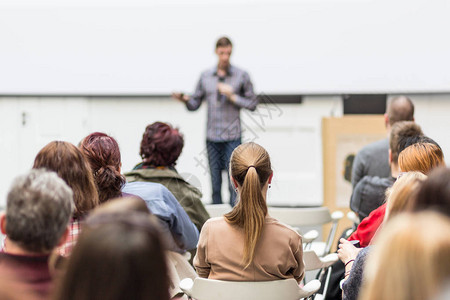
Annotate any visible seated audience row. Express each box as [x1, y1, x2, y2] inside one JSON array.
[[0, 118, 448, 300]]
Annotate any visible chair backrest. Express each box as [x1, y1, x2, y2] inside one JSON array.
[[267, 206, 343, 256], [204, 204, 233, 218], [180, 277, 321, 300], [268, 206, 332, 226]]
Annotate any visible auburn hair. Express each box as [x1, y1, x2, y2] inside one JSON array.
[[140, 122, 184, 167], [79, 132, 126, 204], [33, 141, 99, 219], [224, 142, 272, 268], [398, 143, 444, 175]]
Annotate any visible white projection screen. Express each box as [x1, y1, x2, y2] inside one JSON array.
[[0, 0, 449, 95]]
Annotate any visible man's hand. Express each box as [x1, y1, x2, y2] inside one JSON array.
[[172, 92, 190, 103], [217, 83, 235, 101]]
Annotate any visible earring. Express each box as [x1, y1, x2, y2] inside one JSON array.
[[234, 187, 238, 192], [268, 184, 272, 189]]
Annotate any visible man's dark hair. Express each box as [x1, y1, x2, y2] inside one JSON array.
[[389, 121, 423, 162], [216, 36, 232, 49], [386, 96, 415, 126]]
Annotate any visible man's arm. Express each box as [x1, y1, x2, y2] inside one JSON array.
[[351, 151, 366, 188], [185, 75, 205, 111]]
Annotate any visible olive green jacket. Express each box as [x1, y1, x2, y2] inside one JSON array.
[[125, 166, 210, 232]]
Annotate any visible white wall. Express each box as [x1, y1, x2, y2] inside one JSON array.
[[1, 95, 449, 208], [1, 0, 449, 94]]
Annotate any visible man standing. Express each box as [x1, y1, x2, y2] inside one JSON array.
[[351, 96, 415, 188], [173, 37, 258, 206], [0, 169, 73, 299]]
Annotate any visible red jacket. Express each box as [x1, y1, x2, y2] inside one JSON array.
[[348, 203, 386, 247]]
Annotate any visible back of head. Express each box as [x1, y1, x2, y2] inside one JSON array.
[[361, 211, 450, 300], [33, 141, 99, 219], [6, 169, 73, 253], [413, 167, 450, 218], [398, 143, 445, 175], [389, 121, 423, 162], [140, 122, 184, 167], [54, 211, 169, 300], [89, 196, 150, 216], [225, 142, 272, 267], [384, 171, 427, 222], [79, 132, 126, 203], [386, 96, 414, 126]]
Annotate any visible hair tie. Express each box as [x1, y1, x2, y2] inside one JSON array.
[[247, 165, 256, 171]]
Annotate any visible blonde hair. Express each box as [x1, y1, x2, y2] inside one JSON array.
[[398, 143, 444, 174], [225, 142, 272, 268], [384, 171, 427, 222], [361, 211, 450, 300]]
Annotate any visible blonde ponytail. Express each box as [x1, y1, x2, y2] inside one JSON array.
[[225, 143, 272, 268]]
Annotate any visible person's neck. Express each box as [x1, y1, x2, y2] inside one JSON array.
[[217, 64, 229, 74], [390, 162, 400, 178], [3, 238, 49, 256]]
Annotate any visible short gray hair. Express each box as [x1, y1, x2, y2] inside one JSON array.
[[6, 169, 74, 253]]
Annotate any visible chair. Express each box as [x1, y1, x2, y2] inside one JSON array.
[[303, 250, 339, 300], [204, 203, 233, 218], [180, 277, 321, 300], [268, 206, 343, 257]]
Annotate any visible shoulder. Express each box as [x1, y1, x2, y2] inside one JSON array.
[[359, 138, 389, 155], [122, 181, 171, 199], [264, 216, 302, 240], [200, 67, 215, 78]]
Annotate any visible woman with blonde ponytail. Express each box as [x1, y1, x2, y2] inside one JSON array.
[[194, 142, 305, 282]]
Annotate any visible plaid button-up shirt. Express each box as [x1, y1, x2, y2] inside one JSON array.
[[186, 65, 258, 142], [58, 219, 81, 257]]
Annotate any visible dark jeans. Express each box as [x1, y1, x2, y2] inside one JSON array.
[[206, 139, 241, 206]]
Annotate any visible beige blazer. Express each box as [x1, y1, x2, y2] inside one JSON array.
[[193, 216, 305, 282]]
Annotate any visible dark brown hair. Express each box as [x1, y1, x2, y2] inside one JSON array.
[[79, 132, 126, 203], [33, 141, 99, 219], [140, 122, 184, 167], [389, 121, 423, 162], [225, 142, 272, 267], [216, 36, 232, 49], [53, 212, 170, 300], [412, 167, 450, 217]]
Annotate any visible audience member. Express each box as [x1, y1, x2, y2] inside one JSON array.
[[53, 210, 170, 300], [350, 121, 422, 224], [0, 169, 73, 299], [338, 171, 426, 300], [33, 141, 99, 256], [411, 166, 450, 219], [360, 211, 450, 300], [351, 96, 414, 188], [79, 132, 126, 203], [194, 142, 304, 282], [125, 122, 210, 231], [80, 132, 199, 253], [398, 143, 444, 175]]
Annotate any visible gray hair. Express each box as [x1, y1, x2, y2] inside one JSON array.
[[6, 169, 74, 253]]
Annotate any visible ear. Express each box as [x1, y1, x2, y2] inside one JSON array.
[[268, 172, 274, 184], [57, 226, 70, 247], [0, 213, 6, 235], [389, 149, 393, 164], [384, 113, 389, 128]]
